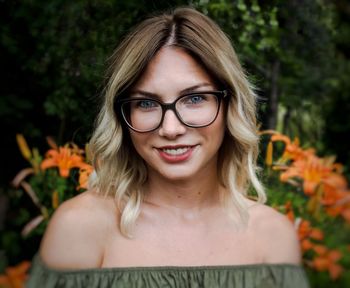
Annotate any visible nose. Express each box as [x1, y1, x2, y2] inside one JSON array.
[[158, 109, 186, 139]]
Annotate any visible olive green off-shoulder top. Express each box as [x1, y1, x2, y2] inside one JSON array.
[[26, 255, 309, 288]]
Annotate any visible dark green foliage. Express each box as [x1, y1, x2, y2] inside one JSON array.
[[322, 0, 350, 170]]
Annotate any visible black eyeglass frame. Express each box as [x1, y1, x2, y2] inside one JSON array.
[[115, 90, 228, 133]]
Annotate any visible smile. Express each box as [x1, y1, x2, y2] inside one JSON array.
[[161, 147, 191, 155], [157, 145, 196, 163]]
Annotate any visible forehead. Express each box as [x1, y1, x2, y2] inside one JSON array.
[[131, 47, 216, 100]]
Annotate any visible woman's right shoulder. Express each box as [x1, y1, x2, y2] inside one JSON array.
[[39, 190, 118, 269]]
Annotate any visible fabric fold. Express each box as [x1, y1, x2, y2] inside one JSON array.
[[26, 254, 309, 288]]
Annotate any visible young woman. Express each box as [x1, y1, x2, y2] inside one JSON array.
[[27, 7, 309, 288]]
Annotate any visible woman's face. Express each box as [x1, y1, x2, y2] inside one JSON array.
[[128, 47, 226, 182]]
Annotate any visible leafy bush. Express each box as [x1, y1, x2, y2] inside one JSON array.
[[261, 130, 350, 287], [0, 135, 92, 288]]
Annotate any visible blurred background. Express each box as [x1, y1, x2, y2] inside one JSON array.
[[0, 0, 349, 287]]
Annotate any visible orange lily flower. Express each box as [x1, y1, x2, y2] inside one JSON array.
[[298, 220, 322, 252], [312, 249, 343, 280], [341, 205, 350, 222], [77, 164, 94, 190], [0, 261, 31, 288], [283, 201, 295, 222], [41, 145, 86, 177], [279, 164, 300, 183], [270, 133, 311, 162], [283, 202, 324, 253], [320, 176, 350, 222], [297, 219, 324, 252], [322, 184, 346, 216], [301, 239, 313, 251], [302, 156, 331, 195], [280, 154, 344, 197], [313, 244, 328, 255], [286, 201, 344, 279], [309, 227, 324, 241]]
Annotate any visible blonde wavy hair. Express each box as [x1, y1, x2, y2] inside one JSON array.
[[89, 7, 266, 237]]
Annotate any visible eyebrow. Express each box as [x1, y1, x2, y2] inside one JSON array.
[[130, 83, 214, 99]]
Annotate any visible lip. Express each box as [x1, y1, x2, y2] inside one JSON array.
[[156, 145, 197, 163]]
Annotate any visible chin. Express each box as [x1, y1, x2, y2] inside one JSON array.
[[159, 172, 193, 182], [150, 164, 199, 182]]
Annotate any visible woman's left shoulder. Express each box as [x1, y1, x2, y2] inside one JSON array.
[[246, 200, 302, 265]]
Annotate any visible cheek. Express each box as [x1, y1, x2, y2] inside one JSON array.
[[129, 132, 155, 162]]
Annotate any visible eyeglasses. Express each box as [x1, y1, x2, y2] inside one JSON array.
[[115, 90, 227, 133]]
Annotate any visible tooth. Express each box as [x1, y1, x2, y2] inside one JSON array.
[[162, 147, 189, 155]]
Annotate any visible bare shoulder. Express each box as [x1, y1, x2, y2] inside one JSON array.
[[247, 200, 301, 265], [40, 190, 117, 269]]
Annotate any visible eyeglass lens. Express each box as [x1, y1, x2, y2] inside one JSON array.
[[121, 93, 220, 132]]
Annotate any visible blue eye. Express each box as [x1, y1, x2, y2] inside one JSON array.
[[190, 95, 204, 104], [136, 100, 157, 109], [181, 94, 206, 105]]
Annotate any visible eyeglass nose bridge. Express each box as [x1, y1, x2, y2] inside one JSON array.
[[158, 101, 186, 128]]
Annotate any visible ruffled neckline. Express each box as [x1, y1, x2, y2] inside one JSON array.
[[35, 254, 304, 274]]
